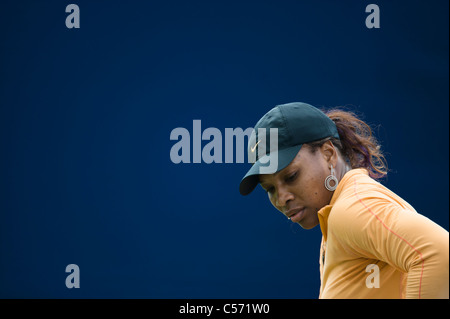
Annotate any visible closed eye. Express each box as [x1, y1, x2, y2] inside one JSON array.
[[285, 171, 298, 183]]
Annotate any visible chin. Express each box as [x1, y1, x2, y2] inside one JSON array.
[[298, 219, 319, 230]]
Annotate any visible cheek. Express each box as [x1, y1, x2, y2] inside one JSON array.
[[302, 174, 328, 204]]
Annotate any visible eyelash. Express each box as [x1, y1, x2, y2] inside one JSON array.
[[285, 172, 297, 183]]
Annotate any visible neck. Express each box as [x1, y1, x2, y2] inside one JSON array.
[[336, 160, 351, 181]]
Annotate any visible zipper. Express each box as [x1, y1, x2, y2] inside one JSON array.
[[322, 241, 326, 265]]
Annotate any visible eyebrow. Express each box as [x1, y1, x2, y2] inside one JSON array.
[[259, 176, 272, 188], [259, 178, 269, 187], [260, 182, 270, 190], [259, 171, 283, 188]]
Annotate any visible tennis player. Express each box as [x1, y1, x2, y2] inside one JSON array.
[[239, 102, 449, 298]]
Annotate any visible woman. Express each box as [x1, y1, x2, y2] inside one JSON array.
[[239, 102, 449, 299]]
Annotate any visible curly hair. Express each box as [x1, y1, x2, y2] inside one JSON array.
[[306, 108, 388, 180]]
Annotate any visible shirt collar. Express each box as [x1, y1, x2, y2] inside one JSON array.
[[317, 168, 368, 241]]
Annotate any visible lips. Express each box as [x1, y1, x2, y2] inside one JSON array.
[[286, 208, 305, 223]]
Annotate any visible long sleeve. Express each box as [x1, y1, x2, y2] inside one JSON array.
[[333, 189, 449, 298], [319, 169, 449, 299]]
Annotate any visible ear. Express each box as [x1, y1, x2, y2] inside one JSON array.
[[320, 141, 338, 167]]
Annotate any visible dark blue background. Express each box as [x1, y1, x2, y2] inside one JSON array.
[[0, 0, 448, 298]]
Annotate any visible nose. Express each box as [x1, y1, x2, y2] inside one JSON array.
[[275, 185, 294, 208]]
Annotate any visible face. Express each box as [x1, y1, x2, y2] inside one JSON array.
[[259, 142, 336, 229]]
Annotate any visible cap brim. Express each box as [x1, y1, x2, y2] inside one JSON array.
[[239, 144, 303, 196]]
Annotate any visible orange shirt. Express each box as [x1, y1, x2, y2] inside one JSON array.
[[318, 169, 449, 299]]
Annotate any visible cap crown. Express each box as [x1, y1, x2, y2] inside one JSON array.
[[248, 102, 339, 161]]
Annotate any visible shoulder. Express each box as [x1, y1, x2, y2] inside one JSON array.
[[333, 169, 416, 214], [328, 170, 417, 236]]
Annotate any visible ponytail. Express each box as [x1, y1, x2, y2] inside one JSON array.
[[308, 108, 388, 180]]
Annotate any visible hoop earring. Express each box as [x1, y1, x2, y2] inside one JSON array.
[[325, 165, 338, 191]]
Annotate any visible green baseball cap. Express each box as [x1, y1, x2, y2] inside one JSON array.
[[239, 102, 340, 196]]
